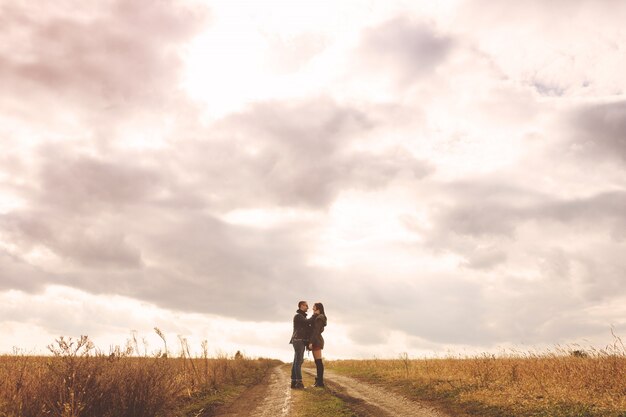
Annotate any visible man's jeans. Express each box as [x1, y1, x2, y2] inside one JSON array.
[[291, 340, 305, 382]]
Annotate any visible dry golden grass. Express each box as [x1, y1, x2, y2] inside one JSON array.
[[328, 337, 626, 417], [0, 331, 280, 417]]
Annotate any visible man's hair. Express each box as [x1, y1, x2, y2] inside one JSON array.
[[298, 300, 307, 309]]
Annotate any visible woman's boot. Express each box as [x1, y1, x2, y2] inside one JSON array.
[[314, 359, 325, 387]]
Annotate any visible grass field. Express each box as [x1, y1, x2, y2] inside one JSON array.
[[0, 332, 279, 417], [326, 340, 626, 417], [2, 331, 625, 417]]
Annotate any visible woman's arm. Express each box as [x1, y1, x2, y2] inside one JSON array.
[[309, 316, 322, 347]]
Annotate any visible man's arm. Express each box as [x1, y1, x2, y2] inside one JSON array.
[[294, 313, 309, 326]]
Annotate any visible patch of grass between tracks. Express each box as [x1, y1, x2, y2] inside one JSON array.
[[292, 364, 356, 417]]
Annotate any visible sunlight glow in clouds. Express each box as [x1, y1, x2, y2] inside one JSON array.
[[181, 0, 462, 118], [181, 0, 340, 118], [1, 0, 625, 359]]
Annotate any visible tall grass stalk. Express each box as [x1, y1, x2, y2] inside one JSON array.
[[328, 339, 626, 416], [0, 333, 279, 417]]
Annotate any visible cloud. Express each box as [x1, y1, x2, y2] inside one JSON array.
[[1, 92, 433, 324], [263, 33, 329, 74], [454, 0, 626, 98], [357, 16, 454, 85], [193, 97, 433, 209], [392, 167, 626, 344], [0, 147, 162, 269], [35, 147, 164, 210], [0, 1, 206, 104], [1, 142, 324, 318], [568, 100, 626, 163], [1, 0, 625, 356], [348, 324, 390, 345], [1, 209, 143, 270], [0, 0, 207, 140], [427, 181, 626, 244], [323, 271, 491, 345], [461, 248, 507, 270], [126, 212, 321, 320], [1, 204, 321, 320], [0, 252, 48, 292]]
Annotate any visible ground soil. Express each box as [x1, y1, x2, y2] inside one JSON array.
[[307, 368, 449, 417], [212, 365, 293, 417], [212, 364, 449, 417]]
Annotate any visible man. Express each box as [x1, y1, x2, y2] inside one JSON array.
[[289, 300, 311, 389]]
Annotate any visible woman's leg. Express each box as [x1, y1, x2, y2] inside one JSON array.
[[312, 349, 324, 386]]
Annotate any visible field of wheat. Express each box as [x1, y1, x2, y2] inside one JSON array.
[[0, 332, 279, 417], [327, 338, 626, 417]]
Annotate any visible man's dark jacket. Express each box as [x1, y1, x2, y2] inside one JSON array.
[[289, 309, 311, 344]]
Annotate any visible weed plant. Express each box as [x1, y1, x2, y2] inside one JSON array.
[[328, 334, 626, 416], [0, 331, 279, 417]]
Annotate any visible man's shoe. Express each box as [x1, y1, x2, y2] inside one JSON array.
[[290, 381, 297, 389], [294, 381, 305, 389]]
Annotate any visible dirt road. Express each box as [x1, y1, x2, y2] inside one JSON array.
[[213, 365, 292, 417], [306, 368, 449, 417], [214, 364, 447, 417]]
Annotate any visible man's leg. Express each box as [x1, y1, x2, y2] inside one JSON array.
[[293, 341, 305, 388], [290, 342, 299, 387]]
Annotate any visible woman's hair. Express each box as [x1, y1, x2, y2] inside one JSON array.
[[314, 302, 326, 316]]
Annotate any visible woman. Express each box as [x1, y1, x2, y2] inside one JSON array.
[[308, 302, 327, 387]]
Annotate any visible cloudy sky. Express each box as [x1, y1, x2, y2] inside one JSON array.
[[1, 0, 625, 360]]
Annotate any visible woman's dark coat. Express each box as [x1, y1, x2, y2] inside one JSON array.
[[309, 313, 327, 349]]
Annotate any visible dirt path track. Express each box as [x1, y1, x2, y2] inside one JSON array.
[[305, 368, 449, 417], [214, 365, 447, 417], [213, 365, 292, 417]]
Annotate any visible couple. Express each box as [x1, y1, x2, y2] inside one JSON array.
[[289, 301, 327, 389]]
